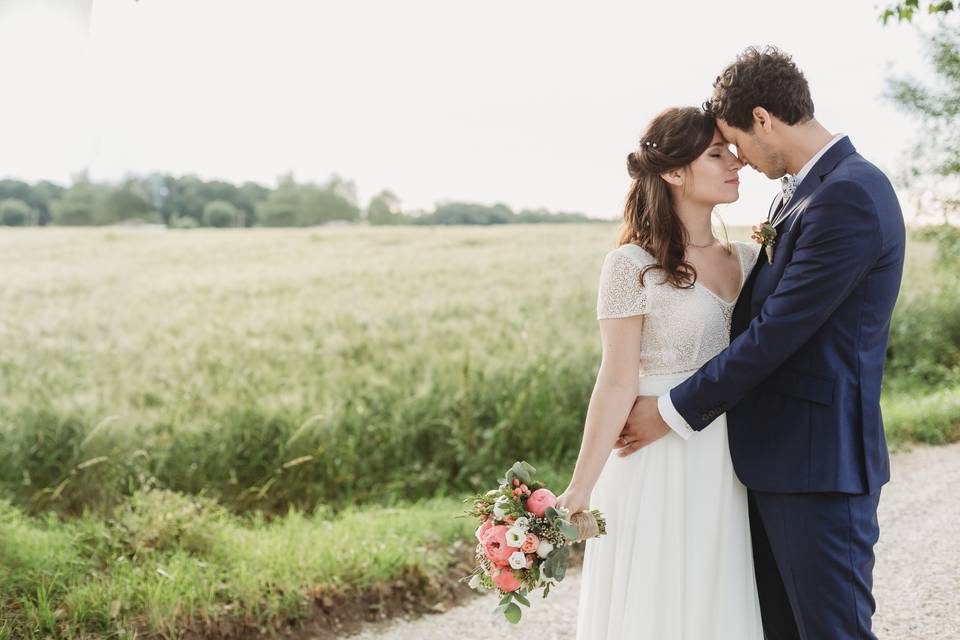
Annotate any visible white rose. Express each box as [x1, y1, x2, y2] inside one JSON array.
[[505, 526, 526, 547], [508, 551, 527, 570], [536, 539, 554, 558]]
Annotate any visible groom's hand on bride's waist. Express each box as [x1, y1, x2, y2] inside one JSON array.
[[614, 395, 671, 457]]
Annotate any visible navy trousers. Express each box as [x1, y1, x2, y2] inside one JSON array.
[[748, 488, 882, 640]]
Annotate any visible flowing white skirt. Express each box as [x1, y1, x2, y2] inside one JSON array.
[[575, 371, 763, 640]]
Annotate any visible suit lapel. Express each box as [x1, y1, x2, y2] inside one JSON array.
[[777, 136, 857, 230], [731, 137, 858, 338]]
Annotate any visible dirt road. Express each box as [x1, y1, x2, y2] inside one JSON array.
[[345, 443, 960, 639]]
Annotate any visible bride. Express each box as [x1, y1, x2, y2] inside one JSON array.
[[556, 106, 764, 639]]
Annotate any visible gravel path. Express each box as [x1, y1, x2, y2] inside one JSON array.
[[344, 443, 960, 639]]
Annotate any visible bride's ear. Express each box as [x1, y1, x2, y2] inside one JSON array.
[[659, 168, 684, 187]]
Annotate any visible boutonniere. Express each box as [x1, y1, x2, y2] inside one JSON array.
[[751, 221, 778, 264]]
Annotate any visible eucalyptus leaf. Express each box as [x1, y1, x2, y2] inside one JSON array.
[[552, 562, 567, 581], [508, 461, 533, 485], [542, 558, 555, 578], [504, 602, 522, 624]]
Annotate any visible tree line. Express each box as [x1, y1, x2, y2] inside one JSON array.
[[0, 172, 601, 228]]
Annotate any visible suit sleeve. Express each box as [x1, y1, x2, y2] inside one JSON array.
[[667, 180, 883, 432]]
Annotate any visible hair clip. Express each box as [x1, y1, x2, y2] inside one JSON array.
[[642, 140, 659, 149]]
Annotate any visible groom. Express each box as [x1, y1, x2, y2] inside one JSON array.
[[616, 46, 905, 640]]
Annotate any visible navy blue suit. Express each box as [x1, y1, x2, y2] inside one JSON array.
[[670, 137, 906, 639]]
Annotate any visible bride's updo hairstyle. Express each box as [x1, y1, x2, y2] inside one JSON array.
[[618, 106, 718, 289]]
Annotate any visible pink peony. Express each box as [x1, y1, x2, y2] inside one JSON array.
[[525, 488, 557, 517], [492, 566, 521, 592], [475, 518, 493, 542], [481, 525, 520, 565], [520, 532, 540, 553]]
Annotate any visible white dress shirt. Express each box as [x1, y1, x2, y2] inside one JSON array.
[[656, 133, 848, 439]]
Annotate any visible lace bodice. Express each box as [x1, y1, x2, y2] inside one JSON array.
[[596, 241, 760, 377]]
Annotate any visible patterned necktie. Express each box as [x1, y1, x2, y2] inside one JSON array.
[[780, 174, 798, 207], [770, 174, 798, 227]]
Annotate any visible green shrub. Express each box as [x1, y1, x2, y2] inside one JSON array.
[[0, 198, 30, 226], [202, 200, 239, 228], [112, 488, 226, 556], [169, 214, 199, 228]]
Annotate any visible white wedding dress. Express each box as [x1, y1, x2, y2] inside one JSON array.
[[575, 241, 764, 640]]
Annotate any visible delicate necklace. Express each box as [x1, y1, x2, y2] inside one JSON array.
[[686, 239, 716, 249]]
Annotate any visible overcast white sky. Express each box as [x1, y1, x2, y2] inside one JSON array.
[[0, 0, 938, 223]]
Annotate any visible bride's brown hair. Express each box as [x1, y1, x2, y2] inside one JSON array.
[[618, 106, 729, 289]]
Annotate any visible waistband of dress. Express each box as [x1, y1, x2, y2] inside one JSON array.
[[639, 368, 698, 378]]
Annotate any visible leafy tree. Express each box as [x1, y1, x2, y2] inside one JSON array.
[[160, 175, 207, 224], [367, 189, 406, 225], [236, 181, 270, 226], [884, 21, 960, 222], [880, 0, 955, 24], [323, 173, 359, 207], [102, 187, 154, 223], [0, 179, 63, 225], [255, 176, 359, 226], [202, 200, 240, 228], [414, 202, 515, 225], [298, 184, 360, 225], [50, 180, 108, 225], [31, 180, 65, 225], [35, 171, 592, 228], [0, 198, 31, 226], [0, 181, 33, 207], [515, 207, 593, 223], [255, 178, 300, 227]]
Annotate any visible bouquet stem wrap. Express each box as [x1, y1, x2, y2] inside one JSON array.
[[570, 510, 601, 541]]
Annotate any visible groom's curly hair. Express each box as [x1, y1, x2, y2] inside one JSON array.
[[704, 46, 814, 131]]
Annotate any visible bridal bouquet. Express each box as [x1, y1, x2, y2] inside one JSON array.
[[459, 461, 606, 624]]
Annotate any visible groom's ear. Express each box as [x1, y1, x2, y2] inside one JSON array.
[[752, 106, 774, 135]]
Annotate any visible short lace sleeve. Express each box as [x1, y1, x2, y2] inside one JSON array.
[[596, 245, 654, 319], [733, 240, 761, 271]]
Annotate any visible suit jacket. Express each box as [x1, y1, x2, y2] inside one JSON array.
[[670, 137, 906, 494]]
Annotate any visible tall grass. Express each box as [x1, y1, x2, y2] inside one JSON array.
[[0, 224, 956, 517]]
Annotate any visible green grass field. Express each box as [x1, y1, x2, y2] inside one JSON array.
[[1, 223, 957, 638]]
